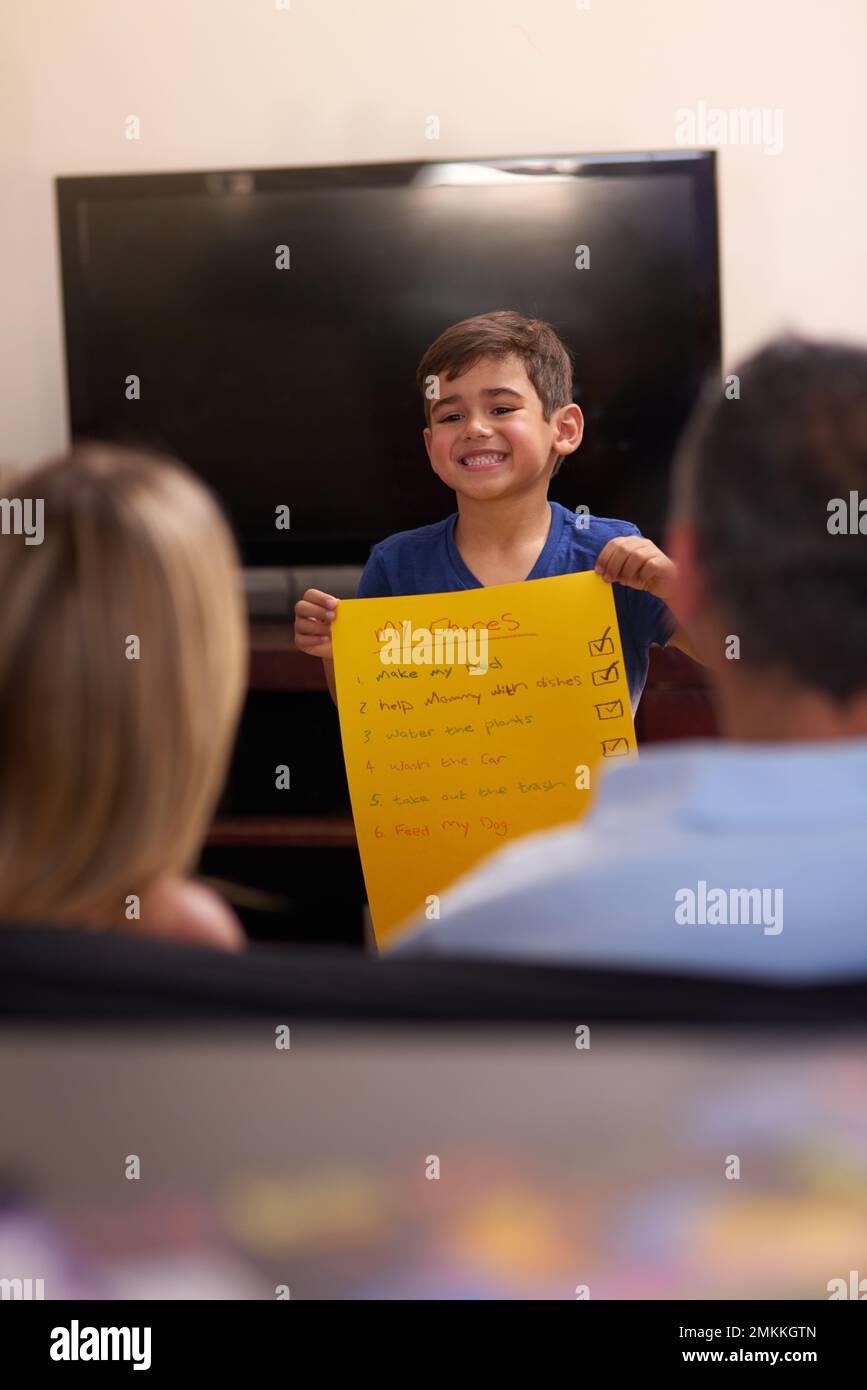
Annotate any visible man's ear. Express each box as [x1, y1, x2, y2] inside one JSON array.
[[665, 520, 703, 625]]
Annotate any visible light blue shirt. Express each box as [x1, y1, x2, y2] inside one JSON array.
[[387, 738, 867, 981]]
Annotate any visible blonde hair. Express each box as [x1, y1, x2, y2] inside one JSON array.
[[0, 444, 247, 926]]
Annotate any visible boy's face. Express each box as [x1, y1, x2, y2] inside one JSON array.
[[423, 354, 583, 501]]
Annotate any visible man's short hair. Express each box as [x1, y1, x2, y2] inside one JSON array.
[[672, 335, 867, 701]]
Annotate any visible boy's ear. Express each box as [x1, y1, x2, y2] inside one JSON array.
[[665, 520, 704, 625], [554, 403, 584, 456], [424, 425, 449, 486]]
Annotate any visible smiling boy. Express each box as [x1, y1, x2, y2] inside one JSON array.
[[295, 311, 694, 706]]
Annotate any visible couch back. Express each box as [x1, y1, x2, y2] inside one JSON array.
[[1, 926, 865, 1025]]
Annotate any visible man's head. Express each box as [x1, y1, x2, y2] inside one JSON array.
[[416, 311, 583, 499], [669, 336, 867, 708]]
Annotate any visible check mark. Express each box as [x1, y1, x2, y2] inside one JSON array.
[[592, 660, 619, 686], [588, 625, 614, 657], [601, 737, 629, 757], [594, 698, 624, 721]]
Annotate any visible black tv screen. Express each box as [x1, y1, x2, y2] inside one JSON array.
[[56, 152, 720, 565]]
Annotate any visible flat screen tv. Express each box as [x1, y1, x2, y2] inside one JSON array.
[[56, 152, 721, 566]]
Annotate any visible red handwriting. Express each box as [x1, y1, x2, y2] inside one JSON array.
[[433, 817, 509, 837], [480, 817, 508, 836], [375, 612, 520, 640]]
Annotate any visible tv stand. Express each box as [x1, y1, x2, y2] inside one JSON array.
[[242, 566, 363, 620], [199, 617, 365, 948]]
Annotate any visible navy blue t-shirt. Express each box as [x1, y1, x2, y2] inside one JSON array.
[[356, 501, 675, 711]]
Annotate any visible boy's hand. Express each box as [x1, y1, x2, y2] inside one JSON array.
[[594, 536, 677, 604], [294, 588, 338, 659]]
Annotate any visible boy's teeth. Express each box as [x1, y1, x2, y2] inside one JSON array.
[[461, 453, 506, 467]]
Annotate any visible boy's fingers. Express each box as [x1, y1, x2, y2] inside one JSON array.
[[304, 589, 339, 609], [295, 614, 332, 634], [595, 537, 634, 574], [623, 562, 656, 590], [296, 598, 334, 615], [595, 540, 634, 580], [618, 546, 657, 584], [594, 539, 617, 572], [295, 600, 336, 623], [596, 538, 654, 582], [296, 617, 334, 633]]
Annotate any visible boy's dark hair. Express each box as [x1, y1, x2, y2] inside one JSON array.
[[416, 310, 575, 475], [672, 335, 867, 702]]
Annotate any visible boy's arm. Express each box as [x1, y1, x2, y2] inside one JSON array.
[[594, 535, 704, 665], [295, 551, 391, 707], [294, 588, 340, 705], [665, 625, 702, 663]]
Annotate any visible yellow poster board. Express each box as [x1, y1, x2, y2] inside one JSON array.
[[331, 571, 636, 943]]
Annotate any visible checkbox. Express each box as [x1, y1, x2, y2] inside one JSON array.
[[601, 738, 629, 757], [594, 699, 624, 721], [592, 661, 619, 686], [587, 625, 614, 657]]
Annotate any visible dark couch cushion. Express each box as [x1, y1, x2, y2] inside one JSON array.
[[1, 925, 866, 1025]]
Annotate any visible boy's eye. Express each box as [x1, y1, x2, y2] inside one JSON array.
[[435, 406, 517, 424]]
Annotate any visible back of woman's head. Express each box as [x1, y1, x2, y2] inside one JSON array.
[[0, 444, 247, 925]]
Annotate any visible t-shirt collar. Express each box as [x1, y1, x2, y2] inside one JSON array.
[[445, 501, 566, 589]]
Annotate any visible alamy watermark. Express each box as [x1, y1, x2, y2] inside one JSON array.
[[827, 491, 867, 534], [0, 1276, 44, 1299], [827, 1270, 867, 1299], [378, 620, 489, 675], [675, 102, 784, 157], [675, 880, 783, 935], [0, 497, 44, 545], [50, 1321, 151, 1370]]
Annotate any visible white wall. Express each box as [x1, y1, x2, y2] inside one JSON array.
[[1, 0, 864, 465]]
